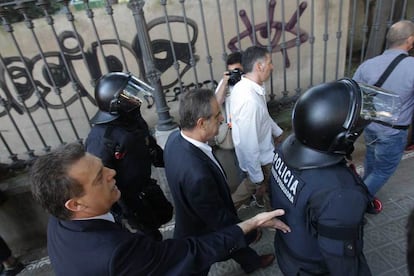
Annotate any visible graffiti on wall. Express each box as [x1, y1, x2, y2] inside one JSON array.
[[0, 1, 310, 118], [0, 15, 204, 117], [228, 0, 309, 68]]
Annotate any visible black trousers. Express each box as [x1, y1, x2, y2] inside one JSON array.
[[0, 236, 11, 262]]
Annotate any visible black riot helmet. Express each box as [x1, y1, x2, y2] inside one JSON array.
[[282, 78, 401, 170], [90, 72, 154, 124]]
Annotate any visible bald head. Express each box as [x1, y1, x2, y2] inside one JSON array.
[[386, 20, 414, 49]]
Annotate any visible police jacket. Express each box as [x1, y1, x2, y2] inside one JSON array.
[[270, 149, 372, 276], [85, 113, 164, 213]]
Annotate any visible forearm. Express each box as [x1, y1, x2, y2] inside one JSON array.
[[236, 209, 291, 234], [215, 80, 227, 105]]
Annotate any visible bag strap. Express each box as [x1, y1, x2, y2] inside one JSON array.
[[373, 53, 408, 87]]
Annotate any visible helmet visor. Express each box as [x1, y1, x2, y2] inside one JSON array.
[[358, 82, 402, 124], [118, 75, 154, 107]]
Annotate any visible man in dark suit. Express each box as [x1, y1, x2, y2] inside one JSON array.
[[30, 142, 290, 276], [164, 89, 290, 275]]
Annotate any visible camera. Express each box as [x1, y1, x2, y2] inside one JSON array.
[[227, 68, 243, 86]]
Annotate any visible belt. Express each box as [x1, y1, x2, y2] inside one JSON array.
[[373, 120, 409, 130]]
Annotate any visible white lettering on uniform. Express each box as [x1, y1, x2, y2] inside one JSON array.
[[271, 153, 299, 203]]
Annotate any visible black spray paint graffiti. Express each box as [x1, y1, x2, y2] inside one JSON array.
[[0, 1, 310, 117], [228, 0, 309, 68], [0, 16, 204, 117]]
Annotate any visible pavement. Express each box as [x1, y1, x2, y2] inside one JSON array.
[[1, 125, 414, 275]]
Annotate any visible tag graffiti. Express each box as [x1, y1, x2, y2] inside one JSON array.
[[272, 152, 299, 203]]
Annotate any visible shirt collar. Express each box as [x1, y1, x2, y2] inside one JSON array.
[[241, 76, 266, 95], [180, 131, 212, 153], [73, 212, 115, 223], [383, 48, 409, 55]]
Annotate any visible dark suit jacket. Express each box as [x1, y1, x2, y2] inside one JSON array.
[[47, 216, 246, 276], [164, 131, 256, 241]]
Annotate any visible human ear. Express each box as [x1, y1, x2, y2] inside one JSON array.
[[196, 117, 207, 130], [64, 198, 85, 212], [257, 62, 265, 72]]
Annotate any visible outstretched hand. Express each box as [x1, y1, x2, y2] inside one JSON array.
[[253, 209, 291, 233], [238, 209, 291, 234]]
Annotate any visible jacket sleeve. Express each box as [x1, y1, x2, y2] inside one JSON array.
[[185, 172, 240, 229], [112, 225, 246, 275]]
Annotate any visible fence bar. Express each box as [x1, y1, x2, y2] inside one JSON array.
[[249, 0, 256, 46], [232, 0, 242, 51], [322, 0, 329, 82], [38, 0, 91, 129], [309, 0, 315, 85], [215, 0, 228, 69], [160, 0, 184, 95], [0, 96, 35, 159], [197, 0, 215, 89], [83, 1, 110, 73], [369, 0, 384, 58], [388, 0, 396, 28], [334, 0, 343, 80], [0, 52, 49, 151], [58, 0, 95, 84], [0, 130, 19, 163], [294, 0, 302, 95], [178, 0, 199, 87], [0, 7, 64, 144], [105, 0, 129, 73], [359, 0, 370, 63], [266, 0, 275, 100], [280, 0, 288, 97], [346, 0, 357, 77], [401, 0, 407, 20], [384, 0, 397, 49], [17, 2, 80, 140]]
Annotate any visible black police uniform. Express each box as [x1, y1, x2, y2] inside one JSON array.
[[0, 236, 11, 263], [85, 110, 166, 240], [270, 148, 372, 276]]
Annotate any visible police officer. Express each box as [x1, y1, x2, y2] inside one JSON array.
[[85, 72, 172, 241], [270, 78, 401, 275]]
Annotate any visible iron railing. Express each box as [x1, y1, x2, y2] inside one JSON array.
[[0, 0, 412, 171]]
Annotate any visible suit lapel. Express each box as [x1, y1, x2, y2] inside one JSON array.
[[178, 134, 227, 181]]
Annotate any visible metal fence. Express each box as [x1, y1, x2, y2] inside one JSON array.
[[0, 0, 412, 171]]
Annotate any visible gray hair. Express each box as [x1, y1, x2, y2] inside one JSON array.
[[179, 89, 215, 130], [387, 20, 414, 48], [242, 46, 270, 73]]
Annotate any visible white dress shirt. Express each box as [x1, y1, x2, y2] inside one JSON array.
[[230, 76, 283, 183]]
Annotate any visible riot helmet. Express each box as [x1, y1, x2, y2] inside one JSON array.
[[282, 78, 401, 170], [91, 72, 154, 124]]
